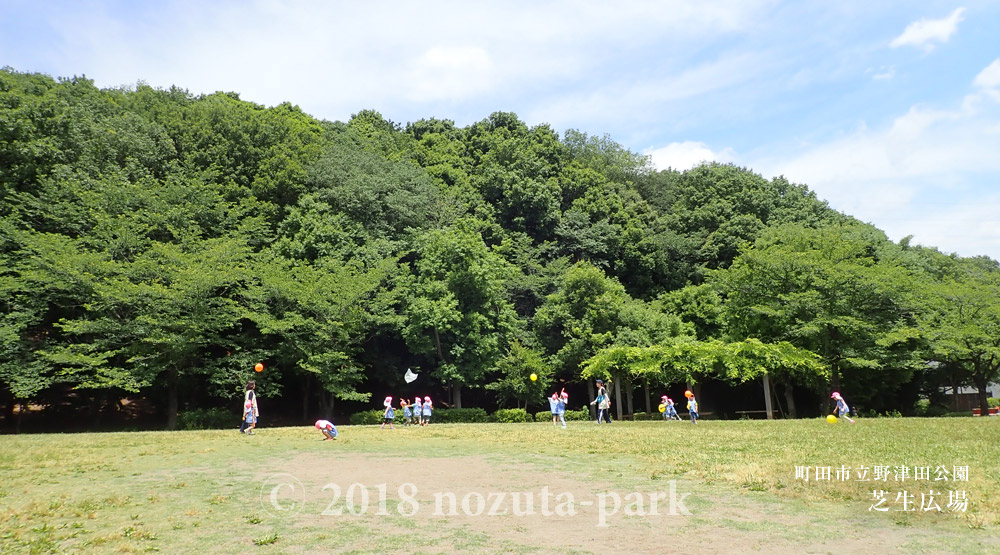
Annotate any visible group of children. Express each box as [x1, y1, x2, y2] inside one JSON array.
[[383, 396, 433, 429], [239, 381, 258, 435], [313, 395, 433, 439], [548, 389, 570, 428], [243, 377, 853, 441], [655, 391, 697, 423]]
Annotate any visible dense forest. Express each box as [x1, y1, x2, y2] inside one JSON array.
[[2, 68, 999, 432]]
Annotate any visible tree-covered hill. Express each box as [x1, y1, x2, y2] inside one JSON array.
[[2, 69, 998, 431]]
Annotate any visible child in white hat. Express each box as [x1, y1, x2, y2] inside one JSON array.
[[381, 396, 395, 429]]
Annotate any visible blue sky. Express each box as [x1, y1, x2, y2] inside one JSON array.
[[3, 1, 999, 261]]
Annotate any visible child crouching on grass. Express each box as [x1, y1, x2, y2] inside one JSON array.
[[315, 419, 337, 440]]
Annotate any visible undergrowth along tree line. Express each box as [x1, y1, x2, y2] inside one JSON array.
[[2, 68, 998, 430]]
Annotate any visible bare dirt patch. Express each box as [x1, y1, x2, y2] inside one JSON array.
[[251, 451, 929, 554], [261, 452, 684, 552]]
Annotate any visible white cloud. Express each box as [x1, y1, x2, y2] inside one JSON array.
[[18, 0, 773, 125], [889, 7, 965, 51], [906, 195, 1000, 258], [973, 58, 1000, 90], [645, 141, 734, 170], [406, 46, 495, 102]]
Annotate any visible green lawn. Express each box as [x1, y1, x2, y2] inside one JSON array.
[[1, 418, 998, 553]]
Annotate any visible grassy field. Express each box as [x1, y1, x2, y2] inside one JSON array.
[[1, 417, 998, 553]]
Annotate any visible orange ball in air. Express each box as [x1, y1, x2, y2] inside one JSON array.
[[254, 363, 264, 372]]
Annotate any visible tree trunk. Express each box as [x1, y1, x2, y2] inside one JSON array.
[[587, 381, 596, 419], [166, 367, 179, 431], [625, 376, 634, 416], [614, 375, 623, 421], [302, 377, 311, 422], [830, 362, 841, 394], [16, 401, 25, 434], [643, 377, 651, 414], [2, 387, 14, 427], [762, 374, 774, 420], [769, 379, 786, 418], [972, 374, 991, 415], [320, 391, 335, 420], [433, 328, 446, 363], [783, 383, 798, 418], [828, 356, 841, 415], [453, 383, 463, 409], [91, 391, 106, 430]]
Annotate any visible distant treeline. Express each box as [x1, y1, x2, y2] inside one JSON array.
[[1, 68, 998, 431]]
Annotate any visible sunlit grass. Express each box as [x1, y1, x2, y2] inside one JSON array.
[[0, 418, 997, 552]]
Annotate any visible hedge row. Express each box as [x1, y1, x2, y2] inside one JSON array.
[[346, 407, 597, 425], [348, 407, 492, 425]]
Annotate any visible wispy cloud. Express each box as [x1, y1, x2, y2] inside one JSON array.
[[889, 7, 965, 52], [871, 66, 896, 80], [749, 58, 1000, 259], [523, 49, 776, 141]]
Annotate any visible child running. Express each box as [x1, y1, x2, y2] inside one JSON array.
[[550, 392, 561, 425], [686, 391, 699, 424], [664, 396, 680, 421], [556, 389, 568, 428]]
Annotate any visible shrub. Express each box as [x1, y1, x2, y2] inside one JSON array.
[[178, 408, 233, 430], [349, 410, 386, 425], [915, 399, 949, 417], [493, 408, 531, 423], [924, 404, 949, 417], [632, 411, 651, 421], [563, 408, 590, 421], [431, 408, 489, 423], [945, 411, 974, 417], [534, 408, 590, 421], [988, 397, 999, 408]]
